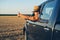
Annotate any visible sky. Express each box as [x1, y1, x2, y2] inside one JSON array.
[[0, 0, 47, 14]]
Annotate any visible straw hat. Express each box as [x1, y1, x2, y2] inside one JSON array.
[[34, 6, 39, 11]]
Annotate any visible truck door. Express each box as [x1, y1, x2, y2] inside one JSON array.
[[25, 0, 57, 40], [40, 0, 56, 40]]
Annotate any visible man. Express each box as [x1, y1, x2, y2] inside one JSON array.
[[18, 5, 42, 21], [17, 5, 42, 35]]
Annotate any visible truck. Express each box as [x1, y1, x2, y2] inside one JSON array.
[[24, 0, 60, 40]]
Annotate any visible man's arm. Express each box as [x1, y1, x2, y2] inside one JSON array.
[[18, 12, 39, 21]]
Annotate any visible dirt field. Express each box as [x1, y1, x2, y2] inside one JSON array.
[[0, 16, 26, 40]]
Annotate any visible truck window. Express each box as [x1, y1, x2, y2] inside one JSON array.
[[56, 8, 60, 24], [55, 24, 60, 30], [40, 1, 56, 20]]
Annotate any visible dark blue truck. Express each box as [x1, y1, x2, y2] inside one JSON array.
[[25, 0, 60, 40]]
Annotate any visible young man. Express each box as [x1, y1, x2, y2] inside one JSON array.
[[18, 5, 41, 21]]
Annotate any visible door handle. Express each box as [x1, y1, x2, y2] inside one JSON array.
[[56, 31, 58, 33], [44, 28, 50, 31]]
